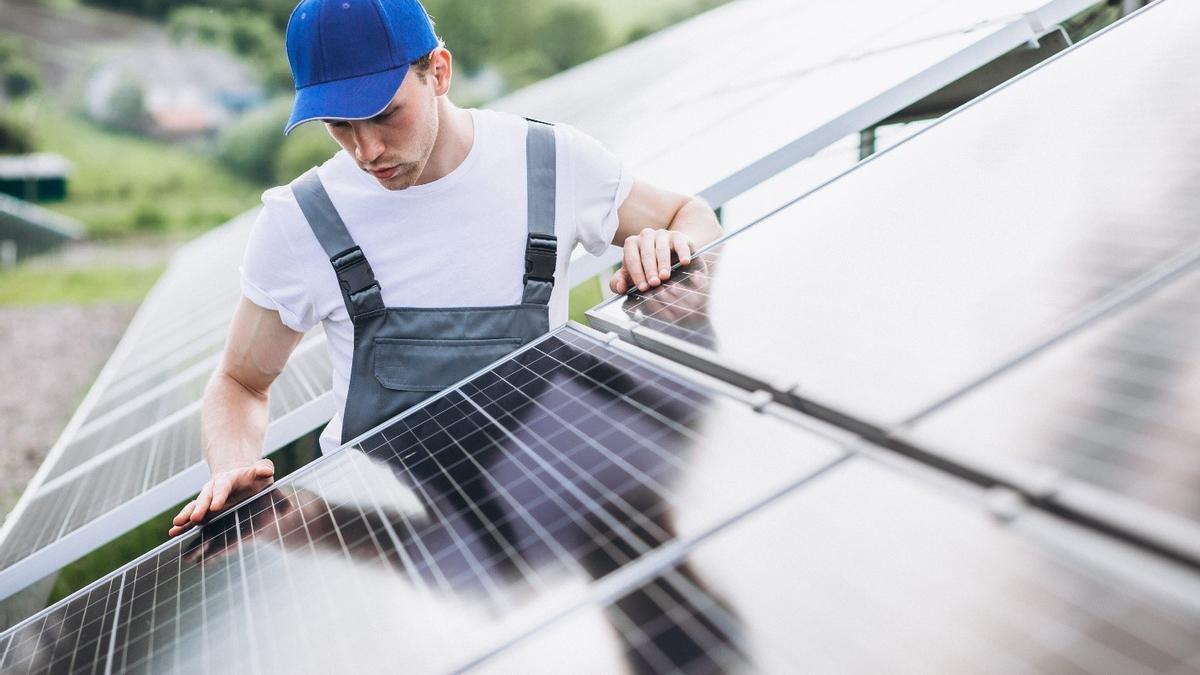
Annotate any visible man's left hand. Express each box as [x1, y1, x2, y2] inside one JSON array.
[[610, 228, 696, 294]]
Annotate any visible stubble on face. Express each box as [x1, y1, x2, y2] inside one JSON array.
[[372, 88, 440, 191]]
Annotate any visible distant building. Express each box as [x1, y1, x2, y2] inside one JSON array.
[[85, 45, 262, 140], [0, 153, 71, 203]]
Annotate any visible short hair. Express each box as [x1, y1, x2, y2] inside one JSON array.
[[409, 38, 446, 82]]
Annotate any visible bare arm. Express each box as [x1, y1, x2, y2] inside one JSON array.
[[169, 297, 304, 536], [608, 180, 722, 294]]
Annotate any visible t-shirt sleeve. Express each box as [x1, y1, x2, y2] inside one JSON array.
[[559, 124, 634, 256], [240, 190, 321, 334]]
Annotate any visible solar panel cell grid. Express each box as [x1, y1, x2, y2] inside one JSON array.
[[0, 575, 121, 674], [83, 334, 226, 424], [46, 373, 210, 482], [0, 327, 848, 672], [474, 458, 1200, 674]]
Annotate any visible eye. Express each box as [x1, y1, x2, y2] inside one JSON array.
[[373, 108, 396, 122], [325, 120, 350, 129]]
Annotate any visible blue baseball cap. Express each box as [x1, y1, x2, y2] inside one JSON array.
[[283, 0, 439, 135]]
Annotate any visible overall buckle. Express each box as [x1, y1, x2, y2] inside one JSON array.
[[524, 233, 558, 284], [331, 246, 378, 297]]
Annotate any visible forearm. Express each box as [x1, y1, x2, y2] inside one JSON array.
[[667, 197, 721, 248], [201, 370, 270, 474]]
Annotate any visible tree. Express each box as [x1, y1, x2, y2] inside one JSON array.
[[4, 61, 42, 100], [538, 4, 607, 72], [103, 80, 152, 135]]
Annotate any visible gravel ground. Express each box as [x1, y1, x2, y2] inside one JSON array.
[[0, 303, 136, 519]]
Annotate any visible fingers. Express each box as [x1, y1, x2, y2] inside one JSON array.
[[190, 481, 214, 523], [672, 232, 694, 266], [173, 501, 196, 527], [254, 458, 275, 479], [609, 268, 630, 295], [654, 230, 672, 282], [169, 501, 197, 536], [639, 229, 660, 288], [623, 236, 648, 292], [209, 474, 233, 513], [171, 459, 278, 538]]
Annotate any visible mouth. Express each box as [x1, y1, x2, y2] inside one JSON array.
[[367, 164, 402, 180]]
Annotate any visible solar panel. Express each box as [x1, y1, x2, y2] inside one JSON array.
[[588, 0, 1200, 433], [44, 330, 326, 483], [902, 258, 1200, 561], [0, 213, 337, 602], [491, 0, 1090, 200], [471, 455, 1200, 673], [491, 0, 1093, 284], [0, 325, 851, 672], [0, 338, 334, 599], [72, 216, 254, 428]]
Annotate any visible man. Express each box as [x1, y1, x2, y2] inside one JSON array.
[[170, 0, 720, 537]]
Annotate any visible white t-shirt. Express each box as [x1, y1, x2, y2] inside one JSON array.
[[241, 108, 633, 454]]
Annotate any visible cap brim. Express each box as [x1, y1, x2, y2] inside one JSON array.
[[284, 64, 409, 135]]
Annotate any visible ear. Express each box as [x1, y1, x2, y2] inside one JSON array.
[[432, 47, 453, 97]]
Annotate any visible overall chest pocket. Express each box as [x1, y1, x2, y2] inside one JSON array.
[[372, 337, 524, 392]]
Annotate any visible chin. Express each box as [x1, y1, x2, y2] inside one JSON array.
[[373, 165, 421, 191]]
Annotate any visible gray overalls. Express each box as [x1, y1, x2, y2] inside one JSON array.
[[290, 120, 558, 443]]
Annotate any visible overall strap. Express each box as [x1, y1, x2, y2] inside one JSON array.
[[291, 169, 385, 321], [523, 119, 558, 305]]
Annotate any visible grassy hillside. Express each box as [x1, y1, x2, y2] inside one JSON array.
[[12, 98, 261, 238]]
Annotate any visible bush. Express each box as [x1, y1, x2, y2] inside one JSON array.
[[216, 98, 291, 183], [0, 113, 34, 155], [168, 7, 290, 94], [275, 124, 338, 183], [497, 50, 557, 92], [4, 61, 41, 100], [131, 200, 167, 230], [538, 4, 607, 71], [99, 80, 152, 135]]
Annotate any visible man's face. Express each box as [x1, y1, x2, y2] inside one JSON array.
[[323, 66, 439, 190]]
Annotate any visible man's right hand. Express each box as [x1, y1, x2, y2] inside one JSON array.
[[168, 459, 275, 537]]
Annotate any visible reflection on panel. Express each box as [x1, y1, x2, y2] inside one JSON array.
[[588, 0, 1200, 428], [0, 327, 848, 673], [907, 261, 1200, 550], [0, 340, 333, 571], [492, 0, 1090, 197], [479, 457, 1200, 674]]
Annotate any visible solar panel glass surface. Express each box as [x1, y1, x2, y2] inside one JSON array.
[[473, 457, 1200, 674], [905, 260, 1200, 548], [588, 0, 1200, 431], [492, 0, 1091, 198]]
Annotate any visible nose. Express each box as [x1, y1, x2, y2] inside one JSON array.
[[351, 123, 385, 165]]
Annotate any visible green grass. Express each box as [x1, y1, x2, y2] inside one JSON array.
[[12, 97, 262, 238], [568, 273, 606, 325], [0, 264, 163, 305]]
